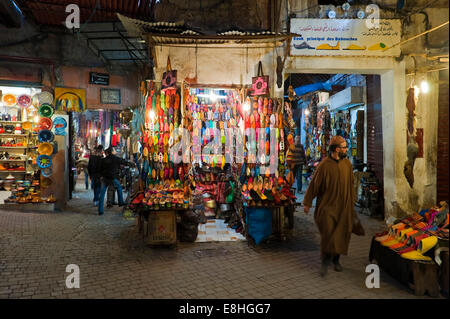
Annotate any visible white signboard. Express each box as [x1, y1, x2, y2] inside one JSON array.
[[291, 19, 401, 56]]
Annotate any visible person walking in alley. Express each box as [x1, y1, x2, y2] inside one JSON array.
[[286, 135, 307, 194], [88, 145, 103, 206], [302, 135, 356, 277], [76, 149, 90, 190], [98, 147, 133, 215]]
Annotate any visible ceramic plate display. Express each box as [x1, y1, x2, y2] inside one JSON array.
[[38, 142, 53, 156], [2, 94, 17, 107], [37, 91, 53, 105], [41, 167, 53, 177], [53, 116, 67, 135], [37, 155, 52, 169], [38, 129, 55, 143], [38, 103, 54, 118], [38, 117, 53, 130], [17, 94, 32, 108]]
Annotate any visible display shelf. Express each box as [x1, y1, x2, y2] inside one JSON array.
[[0, 170, 30, 173], [0, 146, 28, 149], [0, 121, 25, 124], [0, 159, 27, 162], [0, 134, 29, 138]]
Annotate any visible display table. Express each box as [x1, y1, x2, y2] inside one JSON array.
[[369, 237, 440, 297]]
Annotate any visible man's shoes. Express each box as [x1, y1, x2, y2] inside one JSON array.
[[118, 203, 125, 207], [334, 262, 343, 272], [106, 204, 113, 208], [98, 212, 104, 216], [333, 255, 342, 272]]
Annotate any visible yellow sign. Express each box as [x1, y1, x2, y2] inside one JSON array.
[[54, 87, 86, 112]]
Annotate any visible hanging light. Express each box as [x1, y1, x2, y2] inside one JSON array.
[[420, 80, 429, 93], [305, 108, 310, 116], [34, 115, 39, 123]]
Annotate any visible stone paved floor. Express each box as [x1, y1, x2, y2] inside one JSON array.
[[0, 181, 444, 299]]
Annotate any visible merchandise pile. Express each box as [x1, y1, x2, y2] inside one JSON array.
[[374, 202, 449, 261]]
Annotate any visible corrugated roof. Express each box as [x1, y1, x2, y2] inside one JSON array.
[[118, 13, 298, 46]]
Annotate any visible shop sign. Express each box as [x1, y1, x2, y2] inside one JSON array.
[[100, 88, 121, 105], [290, 18, 401, 57], [89, 72, 110, 86]]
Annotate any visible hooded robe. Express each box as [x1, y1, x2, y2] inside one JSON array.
[[303, 156, 356, 257]]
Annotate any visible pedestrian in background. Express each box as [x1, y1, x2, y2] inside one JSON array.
[[98, 147, 133, 215], [286, 135, 306, 194], [88, 145, 103, 206]]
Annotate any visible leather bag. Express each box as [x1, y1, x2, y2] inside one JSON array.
[[252, 61, 269, 96], [162, 56, 177, 91], [352, 213, 365, 236]]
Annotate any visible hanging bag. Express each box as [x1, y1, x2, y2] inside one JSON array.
[[252, 61, 269, 96], [161, 56, 177, 91]]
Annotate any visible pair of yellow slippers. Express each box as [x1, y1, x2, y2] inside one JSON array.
[[376, 223, 438, 261]]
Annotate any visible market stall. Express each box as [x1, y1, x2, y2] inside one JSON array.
[[369, 201, 449, 297], [0, 86, 60, 210], [128, 77, 299, 246]]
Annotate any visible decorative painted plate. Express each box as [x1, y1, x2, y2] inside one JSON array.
[[38, 129, 55, 143], [41, 177, 53, 188], [38, 117, 53, 130], [38, 103, 54, 118], [53, 116, 67, 135], [2, 94, 17, 106], [17, 94, 32, 108], [37, 91, 54, 105], [37, 155, 52, 169], [41, 167, 53, 177], [38, 142, 53, 156]]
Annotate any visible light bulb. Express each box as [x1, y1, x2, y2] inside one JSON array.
[[34, 115, 39, 123], [305, 109, 310, 116], [420, 81, 429, 93], [149, 110, 155, 120], [414, 85, 420, 98], [243, 101, 250, 113]]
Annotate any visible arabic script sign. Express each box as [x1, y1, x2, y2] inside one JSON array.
[[291, 19, 401, 56]]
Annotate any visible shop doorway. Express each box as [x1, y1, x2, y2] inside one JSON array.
[[437, 70, 449, 203], [284, 73, 384, 217]]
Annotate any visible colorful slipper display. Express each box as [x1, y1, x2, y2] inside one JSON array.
[[374, 202, 449, 259]]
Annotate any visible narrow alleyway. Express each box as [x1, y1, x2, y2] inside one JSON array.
[[0, 178, 441, 299]]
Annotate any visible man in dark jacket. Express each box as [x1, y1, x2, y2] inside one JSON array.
[[287, 135, 307, 194], [98, 147, 132, 215], [88, 145, 103, 206]]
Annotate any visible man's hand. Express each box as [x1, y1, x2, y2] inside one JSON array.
[[303, 205, 310, 214]]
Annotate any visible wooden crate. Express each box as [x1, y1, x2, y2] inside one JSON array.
[[146, 210, 177, 246]]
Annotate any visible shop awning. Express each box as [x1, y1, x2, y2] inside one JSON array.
[[117, 13, 298, 47]]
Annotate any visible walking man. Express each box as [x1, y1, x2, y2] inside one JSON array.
[[98, 147, 133, 215], [88, 145, 103, 206], [302, 135, 356, 276]]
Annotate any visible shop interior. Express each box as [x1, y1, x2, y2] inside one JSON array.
[[285, 73, 384, 219], [0, 85, 57, 207]]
